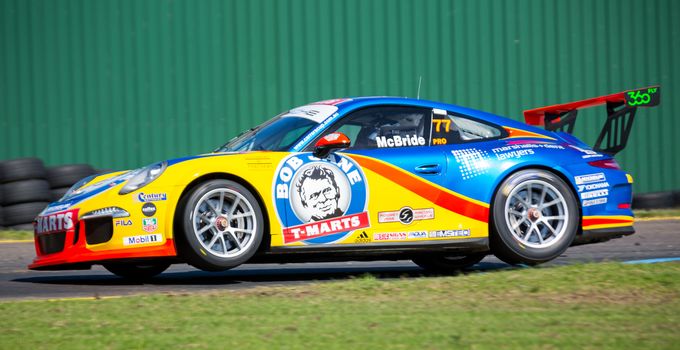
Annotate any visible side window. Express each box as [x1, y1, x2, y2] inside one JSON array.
[[311, 106, 431, 150], [431, 112, 503, 145]]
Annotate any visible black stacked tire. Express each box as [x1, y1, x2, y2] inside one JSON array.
[[47, 164, 97, 188], [46, 164, 97, 201], [0, 158, 50, 229]]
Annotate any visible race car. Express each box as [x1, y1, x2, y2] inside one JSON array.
[[29, 87, 660, 278]]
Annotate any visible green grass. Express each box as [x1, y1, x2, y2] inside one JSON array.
[[635, 207, 680, 218], [1, 262, 678, 349], [0, 230, 32, 241]]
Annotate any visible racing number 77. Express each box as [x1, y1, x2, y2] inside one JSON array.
[[432, 118, 451, 133]]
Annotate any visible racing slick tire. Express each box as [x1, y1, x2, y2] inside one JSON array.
[[0, 158, 47, 183], [177, 179, 264, 272], [1, 179, 52, 205], [2, 202, 49, 226], [412, 253, 486, 273], [46, 164, 97, 188], [490, 169, 579, 265], [103, 262, 170, 279]]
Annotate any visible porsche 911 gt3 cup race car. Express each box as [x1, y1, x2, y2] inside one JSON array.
[[29, 87, 660, 278]]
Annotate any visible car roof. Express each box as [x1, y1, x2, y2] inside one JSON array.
[[329, 96, 533, 131]]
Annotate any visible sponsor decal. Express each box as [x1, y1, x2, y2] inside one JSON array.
[[42, 203, 74, 215], [142, 203, 156, 217], [142, 218, 158, 233], [354, 231, 371, 243], [35, 209, 79, 235], [114, 219, 133, 227], [429, 229, 471, 238], [577, 182, 609, 192], [491, 143, 565, 161], [378, 207, 434, 224], [292, 112, 340, 151], [274, 153, 369, 244], [583, 198, 607, 207], [376, 135, 426, 148], [136, 192, 167, 202], [123, 234, 163, 246], [575, 173, 606, 185], [581, 189, 609, 199], [287, 104, 339, 123], [568, 145, 603, 159], [373, 231, 428, 241], [451, 148, 490, 180]]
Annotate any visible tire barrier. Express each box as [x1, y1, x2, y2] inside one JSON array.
[[0, 158, 48, 183], [0, 158, 100, 230], [632, 192, 676, 210], [47, 164, 97, 188], [1, 179, 52, 205], [2, 202, 50, 227]]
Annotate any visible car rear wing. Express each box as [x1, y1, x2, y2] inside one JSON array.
[[523, 86, 660, 156]]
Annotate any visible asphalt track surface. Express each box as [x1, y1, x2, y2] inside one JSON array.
[[1, 219, 678, 300]]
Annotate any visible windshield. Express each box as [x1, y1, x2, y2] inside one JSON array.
[[215, 104, 341, 152], [216, 115, 318, 152]]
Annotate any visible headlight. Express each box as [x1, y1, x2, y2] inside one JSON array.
[[118, 161, 167, 195], [61, 174, 97, 199]]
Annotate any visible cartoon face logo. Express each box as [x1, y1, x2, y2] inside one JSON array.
[[274, 153, 369, 244], [293, 165, 349, 222]]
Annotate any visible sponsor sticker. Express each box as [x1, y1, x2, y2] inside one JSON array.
[[569, 145, 603, 159], [142, 218, 158, 233], [583, 198, 607, 207], [35, 209, 79, 235], [354, 231, 371, 243], [378, 207, 434, 224], [123, 234, 163, 246], [114, 219, 133, 227], [429, 229, 471, 238], [574, 173, 606, 185], [577, 182, 609, 192], [142, 203, 157, 217], [273, 153, 370, 244], [287, 104, 339, 123], [373, 231, 428, 241], [580, 189, 609, 199], [136, 192, 167, 202]]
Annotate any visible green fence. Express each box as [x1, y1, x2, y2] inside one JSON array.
[[1, 0, 678, 193]]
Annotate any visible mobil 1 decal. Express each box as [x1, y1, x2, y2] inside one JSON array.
[[274, 153, 370, 244]]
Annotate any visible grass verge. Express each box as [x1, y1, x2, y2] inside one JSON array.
[[634, 207, 680, 218], [0, 230, 32, 241], [1, 262, 678, 349]]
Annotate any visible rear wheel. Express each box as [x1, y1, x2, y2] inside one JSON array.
[[103, 262, 170, 279], [177, 179, 264, 271], [413, 253, 486, 273], [491, 169, 579, 265]]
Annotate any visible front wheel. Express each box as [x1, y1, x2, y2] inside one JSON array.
[[103, 262, 170, 279], [177, 179, 264, 271], [490, 169, 579, 265]]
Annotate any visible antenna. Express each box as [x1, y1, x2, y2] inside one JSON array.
[[416, 76, 422, 99]]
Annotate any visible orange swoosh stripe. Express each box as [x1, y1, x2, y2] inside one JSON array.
[[504, 127, 556, 140], [351, 155, 489, 223]]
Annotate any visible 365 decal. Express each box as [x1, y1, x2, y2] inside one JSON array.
[[273, 153, 369, 244]]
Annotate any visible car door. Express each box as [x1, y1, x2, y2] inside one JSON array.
[[310, 105, 453, 243]]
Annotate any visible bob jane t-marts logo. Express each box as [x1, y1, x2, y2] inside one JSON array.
[[274, 153, 369, 244]]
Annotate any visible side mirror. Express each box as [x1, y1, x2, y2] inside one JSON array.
[[313, 132, 351, 159]]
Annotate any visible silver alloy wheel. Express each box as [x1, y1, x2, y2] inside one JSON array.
[[504, 179, 569, 249], [191, 188, 257, 258]]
